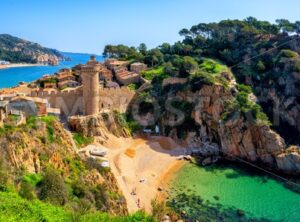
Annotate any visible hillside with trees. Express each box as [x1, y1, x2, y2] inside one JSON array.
[[0, 34, 65, 63], [103, 17, 300, 144]]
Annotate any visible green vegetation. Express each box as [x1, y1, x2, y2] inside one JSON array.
[[0, 34, 63, 63], [222, 84, 270, 125], [191, 59, 232, 89], [73, 133, 94, 147], [37, 77, 58, 88], [0, 191, 155, 222], [26, 116, 58, 143], [8, 114, 19, 122], [127, 83, 140, 91], [114, 111, 141, 134], [279, 49, 299, 58], [0, 116, 58, 138], [199, 58, 224, 73], [141, 66, 166, 81], [104, 17, 298, 134], [39, 168, 69, 205]]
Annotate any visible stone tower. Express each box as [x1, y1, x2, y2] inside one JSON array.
[[81, 56, 100, 115]]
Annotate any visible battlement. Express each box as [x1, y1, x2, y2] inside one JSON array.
[[30, 87, 83, 97], [99, 86, 131, 93], [81, 66, 101, 73]]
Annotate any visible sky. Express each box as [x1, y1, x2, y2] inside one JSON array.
[[0, 0, 299, 54]]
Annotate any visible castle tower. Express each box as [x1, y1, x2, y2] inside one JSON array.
[[81, 56, 101, 115]]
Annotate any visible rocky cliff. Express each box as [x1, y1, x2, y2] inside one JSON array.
[[0, 116, 127, 215], [134, 70, 300, 175], [0, 34, 64, 64]]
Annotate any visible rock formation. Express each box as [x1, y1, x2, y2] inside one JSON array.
[[151, 78, 300, 175]]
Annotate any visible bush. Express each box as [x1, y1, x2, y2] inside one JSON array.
[[256, 60, 266, 72], [22, 173, 43, 187], [141, 66, 169, 81], [199, 59, 223, 74], [223, 84, 271, 125], [0, 159, 10, 192], [19, 181, 36, 200], [127, 83, 139, 91], [114, 111, 141, 134], [73, 133, 93, 147], [280, 49, 299, 58], [101, 112, 109, 121], [237, 84, 252, 94], [39, 168, 68, 206]]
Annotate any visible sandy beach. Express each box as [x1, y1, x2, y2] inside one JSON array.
[[0, 63, 42, 70], [99, 134, 187, 213]]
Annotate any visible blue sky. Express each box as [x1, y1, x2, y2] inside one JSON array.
[[0, 0, 299, 54]]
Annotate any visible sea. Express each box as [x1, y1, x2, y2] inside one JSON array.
[[0, 52, 104, 89], [168, 162, 300, 221]]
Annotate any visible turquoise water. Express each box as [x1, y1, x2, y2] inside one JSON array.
[[168, 163, 300, 221], [0, 53, 104, 89]]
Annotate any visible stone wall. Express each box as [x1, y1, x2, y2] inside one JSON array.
[[99, 87, 135, 113], [30, 86, 135, 116], [31, 88, 84, 116]]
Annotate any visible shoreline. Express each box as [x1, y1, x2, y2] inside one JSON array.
[[0, 63, 44, 70], [157, 160, 187, 201], [102, 134, 187, 213]]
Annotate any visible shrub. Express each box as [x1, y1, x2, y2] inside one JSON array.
[[256, 60, 266, 72], [0, 159, 10, 192], [101, 112, 109, 121], [223, 84, 271, 125], [280, 49, 299, 58], [46, 125, 55, 143], [237, 84, 252, 94], [73, 133, 93, 147], [127, 83, 139, 91], [39, 168, 68, 206], [19, 180, 36, 200], [199, 59, 223, 74], [22, 173, 43, 187], [114, 111, 141, 134], [141, 66, 169, 81]]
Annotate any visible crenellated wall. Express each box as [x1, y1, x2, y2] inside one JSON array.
[[31, 88, 84, 116], [30, 86, 135, 116]]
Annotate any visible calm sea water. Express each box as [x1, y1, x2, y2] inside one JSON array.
[[168, 163, 300, 221], [0, 52, 104, 89]]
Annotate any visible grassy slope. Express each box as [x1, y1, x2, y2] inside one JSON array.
[[0, 192, 154, 222]]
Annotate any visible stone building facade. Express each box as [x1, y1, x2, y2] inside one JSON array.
[[130, 62, 147, 74]]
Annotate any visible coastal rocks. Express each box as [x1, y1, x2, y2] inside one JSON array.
[[160, 79, 300, 175], [185, 132, 221, 165], [275, 146, 300, 174], [36, 54, 59, 65], [218, 120, 285, 164], [201, 156, 220, 166]]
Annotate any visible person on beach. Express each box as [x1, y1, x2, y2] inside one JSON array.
[[137, 198, 141, 208]]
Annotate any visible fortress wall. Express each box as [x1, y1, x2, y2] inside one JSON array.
[[30, 86, 135, 116], [31, 88, 84, 116], [99, 86, 135, 113]]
